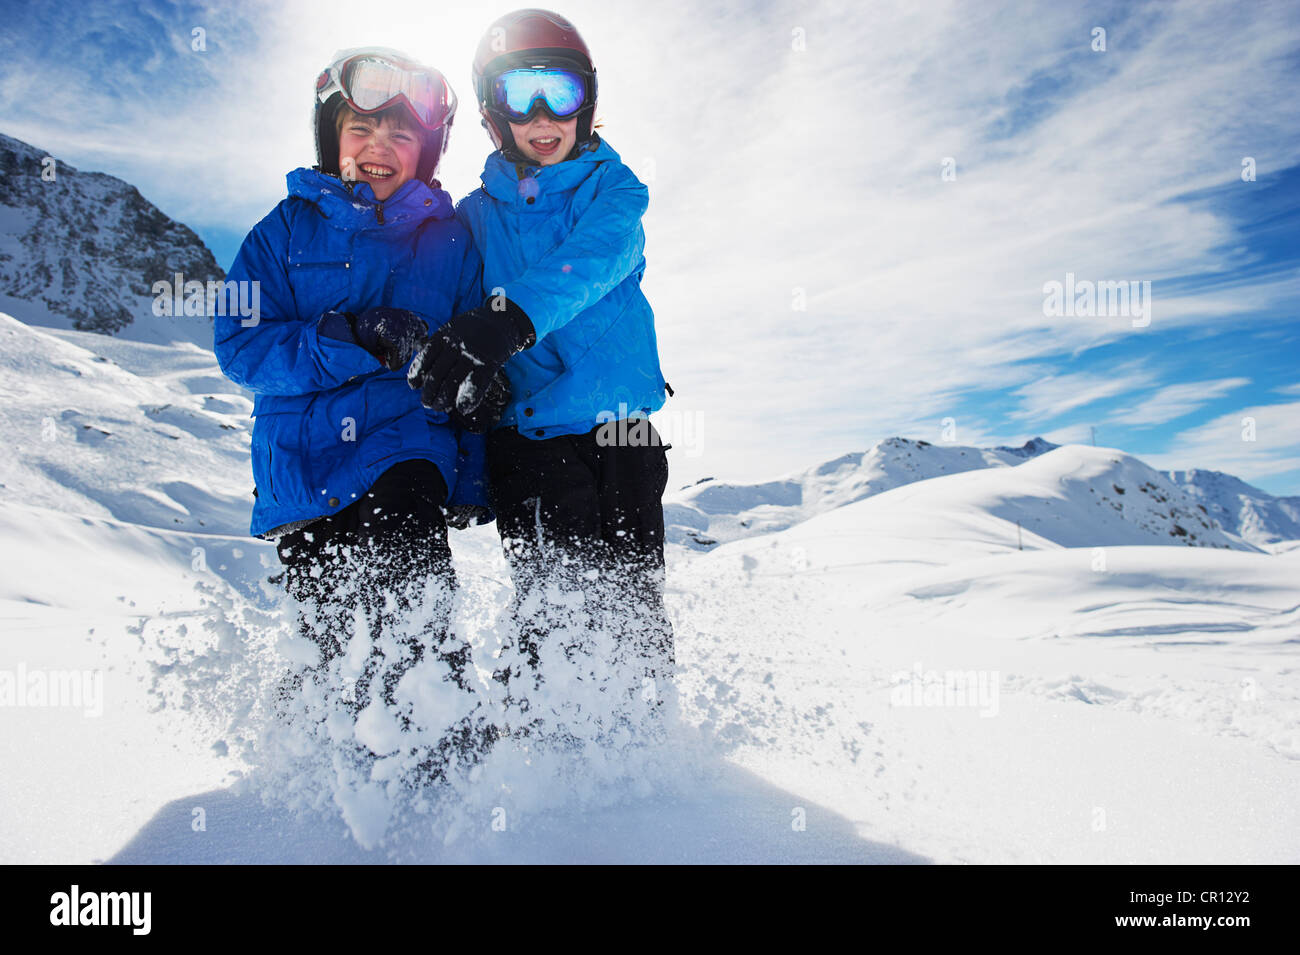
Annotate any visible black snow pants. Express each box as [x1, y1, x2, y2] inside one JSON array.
[[274, 458, 463, 710], [485, 422, 674, 692]]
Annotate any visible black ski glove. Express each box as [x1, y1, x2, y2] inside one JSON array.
[[407, 299, 536, 416], [445, 369, 512, 433], [317, 307, 429, 370], [353, 307, 429, 370]]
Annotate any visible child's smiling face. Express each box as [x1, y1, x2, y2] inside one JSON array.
[[509, 113, 578, 165], [337, 110, 421, 200]]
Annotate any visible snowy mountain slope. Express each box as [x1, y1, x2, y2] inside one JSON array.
[[0, 312, 253, 536], [1167, 467, 1300, 545], [0, 308, 1296, 863], [668, 477, 1299, 862], [0, 132, 221, 346], [4, 493, 907, 865], [8, 485, 1293, 864], [0, 499, 276, 864], [0, 315, 266, 861], [0, 312, 271, 863], [665, 436, 1040, 549], [854, 443, 1256, 551], [669, 439, 1257, 554]]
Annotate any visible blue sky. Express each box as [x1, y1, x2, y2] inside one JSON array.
[[2, 0, 1298, 493]]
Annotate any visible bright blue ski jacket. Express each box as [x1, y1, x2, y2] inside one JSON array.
[[216, 168, 487, 538], [455, 137, 667, 438]]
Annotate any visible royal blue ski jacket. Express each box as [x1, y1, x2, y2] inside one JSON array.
[[455, 137, 668, 438], [216, 167, 487, 538]]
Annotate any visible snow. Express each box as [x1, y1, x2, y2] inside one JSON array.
[[0, 132, 223, 347], [665, 436, 1028, 549], [0, 305, 1296, 864], [663, 434, 1252, 553], [0, 314, 253, 536], [1168, 467, 1300, 545]]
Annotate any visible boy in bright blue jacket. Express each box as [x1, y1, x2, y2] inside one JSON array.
[[408, 11, 674, 707], [216, 49, 496, 747]]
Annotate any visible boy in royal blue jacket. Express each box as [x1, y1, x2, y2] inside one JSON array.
[[216, 49, 495, 762], [407, 12, 674, 711]]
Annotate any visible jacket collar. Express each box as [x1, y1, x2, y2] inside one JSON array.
[[478, 137, 621, 202], [285, 167, 454, 226]]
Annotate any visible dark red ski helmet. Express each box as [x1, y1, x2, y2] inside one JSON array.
[[472, 9, 598, 160]]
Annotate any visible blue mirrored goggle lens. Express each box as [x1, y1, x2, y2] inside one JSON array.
[[491, 69, 586, 121]]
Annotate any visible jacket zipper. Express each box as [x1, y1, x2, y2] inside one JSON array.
[[376, 203, 385, 225]]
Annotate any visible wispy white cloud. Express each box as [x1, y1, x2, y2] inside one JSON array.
[[1145, 401, 1300, 481], [1010, 367, 1157, 420], [1109, 377, 1250, 427]]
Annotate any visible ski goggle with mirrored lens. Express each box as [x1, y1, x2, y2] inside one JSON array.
[[489, 68, 589, 122], [317, 55, 455, 130]]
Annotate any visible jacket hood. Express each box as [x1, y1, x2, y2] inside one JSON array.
[[478, 137, 623, 202], [285, 166, 455, 227]]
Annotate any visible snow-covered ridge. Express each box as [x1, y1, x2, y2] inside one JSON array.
[[1167, 468, 1300, 546], [0, 312, 253, 537], [839, 443, 1255, 551], [0, 131, 222, 346], [666, 435, 1257, 552], [665, 436, 1041, 549]]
